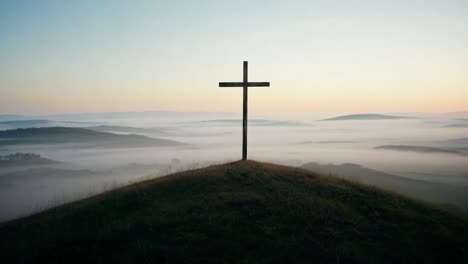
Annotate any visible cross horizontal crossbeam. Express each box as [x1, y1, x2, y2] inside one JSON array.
[[219, 82, 270, 87]]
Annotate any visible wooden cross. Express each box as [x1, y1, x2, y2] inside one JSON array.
[[219, 61, 270, 160]]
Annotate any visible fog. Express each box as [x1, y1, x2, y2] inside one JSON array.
[[0, 111, 467, 221]]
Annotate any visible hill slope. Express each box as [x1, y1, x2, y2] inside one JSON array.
[[322, 113, 410, 121], [0, 127, 185, 148], [302, 162, 468, 211], [0, 161, 467, 263]]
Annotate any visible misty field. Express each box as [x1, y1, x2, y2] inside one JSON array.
[[0, 111, 467, 221]]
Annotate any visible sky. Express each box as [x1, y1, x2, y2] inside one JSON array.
[[0, 0, 467, 116]]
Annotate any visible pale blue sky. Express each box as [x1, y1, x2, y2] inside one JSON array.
[[1, 0, 467, 115]]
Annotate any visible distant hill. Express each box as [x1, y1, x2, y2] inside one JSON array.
[[447, 138, 468, 144], [0, 127, 185, 148], [300, 140, 356, 144], [445, 123, 468, 128], [302, 162, 468, 211], [0, 119, 53, 129], [0, 119, 105, 129], [375, 145, 466, 156], [39, 111, 240, 121], [0, 161, 466, 263], [0, 153, 59, 168], [197, 119, 307, 127], [321, 113, 411, 121], [86, 125, 166, 134], [0, 115, 24, 121]]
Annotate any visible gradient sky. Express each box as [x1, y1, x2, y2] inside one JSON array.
[[1, 0, 467, 116]]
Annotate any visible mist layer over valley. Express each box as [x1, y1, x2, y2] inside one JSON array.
[[0, 111, 467, 221]]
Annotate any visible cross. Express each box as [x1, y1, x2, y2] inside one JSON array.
[[219, 61, 270, 160]]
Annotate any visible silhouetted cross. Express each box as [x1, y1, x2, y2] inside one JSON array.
[[219, 61, 270, 160]]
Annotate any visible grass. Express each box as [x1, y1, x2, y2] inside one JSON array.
[[0, 160, 467, 263]]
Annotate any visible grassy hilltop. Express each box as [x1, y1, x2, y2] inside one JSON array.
[[0, 161, 467, 263]]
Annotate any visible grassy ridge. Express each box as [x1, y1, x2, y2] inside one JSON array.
[[0, 161, 467, 263]]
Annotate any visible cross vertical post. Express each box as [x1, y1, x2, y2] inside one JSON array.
[[219, 61, 270, 161], [243, 61, 248, 160]]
